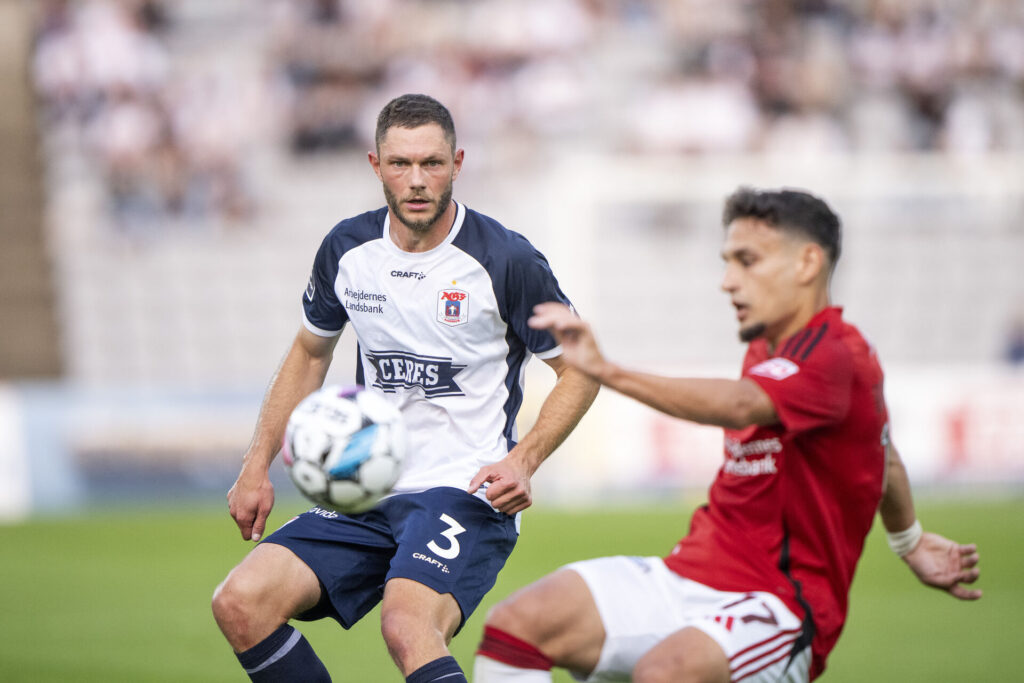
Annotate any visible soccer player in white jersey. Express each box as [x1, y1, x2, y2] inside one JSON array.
[[211, 94, 599, 683]]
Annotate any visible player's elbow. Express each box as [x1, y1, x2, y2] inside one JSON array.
[[719, 383, 773, 430], [718, 408, 756, 431]]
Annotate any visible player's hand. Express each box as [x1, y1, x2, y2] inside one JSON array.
[[902, 531, 981, 600], [528, 303, 609, 381], [467, 456, 533, 515], [227, 468, 276, 542]]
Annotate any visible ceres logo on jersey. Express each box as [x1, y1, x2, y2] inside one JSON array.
[[749, 357, 800, 381], [437, 289, 469, 326], [365, 350, 466, 398]]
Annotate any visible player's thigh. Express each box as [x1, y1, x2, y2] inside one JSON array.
[[215, 541, 323, 620], [486, 566, 606, 674], [561, 557, 810, 683], [563, 556, 698, 682], [658, 584, 810, 683], [259, 507, 396, 628], [636, 627, 808, 683], [632, 627, 729, 683]]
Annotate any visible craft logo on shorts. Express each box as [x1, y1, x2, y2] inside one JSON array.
[[437, 289, 469, 326], [412, 552, 451, 574], [748, 357, 800, 381]]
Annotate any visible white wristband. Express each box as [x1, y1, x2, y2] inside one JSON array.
[[886, 519, 923, 556]]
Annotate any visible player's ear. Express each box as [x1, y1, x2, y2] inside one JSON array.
[[368, 150, 382, 180], [796, 242, 825, 285], [452, 148, 464, 180]]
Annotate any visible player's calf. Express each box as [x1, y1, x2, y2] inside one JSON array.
[[474, 625, 554, 682], [233, 623, 331, 682], [475, 568, 606, 680]]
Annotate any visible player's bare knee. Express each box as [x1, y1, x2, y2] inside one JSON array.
[[483, 595, 533, 638], [380, 607, 425, 664], [485, 571, 587, 646], [212, 583, 245, 637], [380, 605, 412, 644], [633, 660, 709, 683], [211, 573, 256, 632], [633, 648, 729, 683], [631, 660, 665, 683], [212, 564, 282, 637]]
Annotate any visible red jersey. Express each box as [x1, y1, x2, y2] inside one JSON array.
[[664, 307, 887, 679]]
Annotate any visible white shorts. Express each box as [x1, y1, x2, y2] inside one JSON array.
[[566, 556, 811, 683]]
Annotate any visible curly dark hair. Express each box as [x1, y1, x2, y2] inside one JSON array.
[[723, 187, 842, 267]]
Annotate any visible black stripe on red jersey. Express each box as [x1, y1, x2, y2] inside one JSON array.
[[778, 528, 815, 674], [779, 329, 808, 358], [782, 329, 814, 359], [799, 323, 830, 361]]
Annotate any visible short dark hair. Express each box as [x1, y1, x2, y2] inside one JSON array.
[[723, 187, 842, 267], [375, 94, 457, 153]]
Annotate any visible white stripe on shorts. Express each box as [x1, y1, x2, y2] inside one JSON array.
[[731, 630, 801, 681]]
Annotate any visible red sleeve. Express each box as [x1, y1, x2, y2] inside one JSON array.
[[744, 340, 853, 434]]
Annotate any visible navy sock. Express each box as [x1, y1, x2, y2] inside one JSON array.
[[236, 624, 331, 682], [406, 655, 467, 683]]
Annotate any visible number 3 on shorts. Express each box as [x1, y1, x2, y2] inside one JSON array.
[[427, 513, 466, 559]]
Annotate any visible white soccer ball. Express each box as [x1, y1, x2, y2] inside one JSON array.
[[282, 385, 407, 513]]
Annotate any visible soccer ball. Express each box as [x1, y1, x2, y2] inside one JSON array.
[[282, 385, 407, 513]]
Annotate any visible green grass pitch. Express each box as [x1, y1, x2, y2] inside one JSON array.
[[0, 495, 1018, 681]]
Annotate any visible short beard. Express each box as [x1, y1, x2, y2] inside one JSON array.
[[384, 182, 454, 234], [738, 322, 766, 343]]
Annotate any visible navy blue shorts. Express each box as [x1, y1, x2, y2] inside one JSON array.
[[262, 486, 518, 632]]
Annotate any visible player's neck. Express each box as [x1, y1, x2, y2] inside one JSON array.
[[389, 203, 458, 253], [766, 290, 831, 351]]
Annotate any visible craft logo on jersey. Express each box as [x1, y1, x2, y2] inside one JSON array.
[[365, 350, 466, 397], [305, 274, 316, 302], [391, 270, 426, 280], [437, 289, 469, 326]]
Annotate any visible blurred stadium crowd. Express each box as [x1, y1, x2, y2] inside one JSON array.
[[31, 0, 257, 230], [30, 0, 1024, 229], [13, 0, 1024, 510]]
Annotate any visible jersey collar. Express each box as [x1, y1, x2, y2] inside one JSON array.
[[770, 306, 843, 356], [382, 201, 465, 258]]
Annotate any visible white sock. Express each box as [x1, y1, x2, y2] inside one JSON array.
[[473, 656, 553, 683]]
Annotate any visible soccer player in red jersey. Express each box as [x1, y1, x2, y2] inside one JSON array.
[[473, 187, 981, 683]]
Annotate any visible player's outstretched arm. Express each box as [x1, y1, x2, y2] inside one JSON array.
[[879, 444, 982, 600], [528, 302, 776, 430], [228, 327, 338, 541], [468, 354, 599, 515]]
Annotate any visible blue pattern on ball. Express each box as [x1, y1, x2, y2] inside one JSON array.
[[328, 424, 379, 478]]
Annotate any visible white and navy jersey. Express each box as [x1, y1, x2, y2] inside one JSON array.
[[302, 201, 570, 496]]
